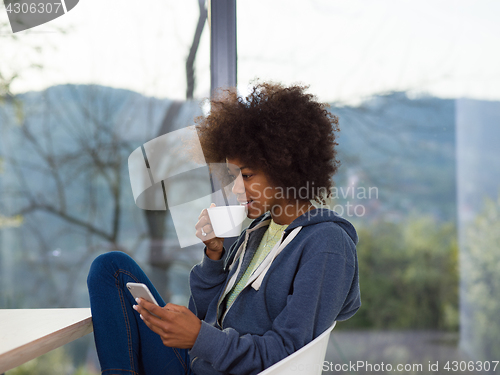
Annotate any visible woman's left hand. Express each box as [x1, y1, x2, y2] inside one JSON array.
[[134, 299, 202, 349]]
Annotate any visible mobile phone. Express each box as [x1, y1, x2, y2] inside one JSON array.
[[126, 282, 159, 306]]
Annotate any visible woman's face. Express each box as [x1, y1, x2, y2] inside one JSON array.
[[226, 158, 283, 220]]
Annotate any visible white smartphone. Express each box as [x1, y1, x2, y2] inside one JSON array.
[[126, 282, 159, 306]]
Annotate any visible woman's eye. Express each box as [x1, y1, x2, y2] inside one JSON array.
[[227, 173, 252, 180]]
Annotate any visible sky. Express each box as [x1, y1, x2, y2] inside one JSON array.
[[2, 0, 500, 104]]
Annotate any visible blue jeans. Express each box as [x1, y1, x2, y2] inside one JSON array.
[[87, 251, 194, 375]]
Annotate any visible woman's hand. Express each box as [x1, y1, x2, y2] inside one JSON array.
[[195, 203, 225, 260], [134, 299, 202, 349]]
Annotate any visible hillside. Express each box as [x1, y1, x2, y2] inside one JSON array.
[[331, 92, 456, 221]]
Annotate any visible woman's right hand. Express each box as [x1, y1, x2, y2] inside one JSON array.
[[195, 203, 224, 260]]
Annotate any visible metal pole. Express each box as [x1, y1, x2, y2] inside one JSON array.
[[209, 0, 237, 95]]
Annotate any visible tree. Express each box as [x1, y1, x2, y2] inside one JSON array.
[[186, 0, 208, 100], [342, 216, 459, 330]]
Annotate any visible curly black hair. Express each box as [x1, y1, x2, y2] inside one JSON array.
[[195, 82, 340, 204]]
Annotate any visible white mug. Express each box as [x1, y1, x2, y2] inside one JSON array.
[[207, 205, 247, 238]]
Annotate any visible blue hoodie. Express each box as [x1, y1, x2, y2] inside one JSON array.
[[188, 208, 360, 375]]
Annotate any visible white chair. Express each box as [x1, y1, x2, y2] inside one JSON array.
[[258, 322, 336, 375]]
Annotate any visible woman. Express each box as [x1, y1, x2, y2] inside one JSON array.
[[87, 82, 360, 375]]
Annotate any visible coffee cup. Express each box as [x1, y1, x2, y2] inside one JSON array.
[[207, 205, 247, 238]]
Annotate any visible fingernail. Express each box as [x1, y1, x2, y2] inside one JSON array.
[[135, 298, 140, 303], [140, 314, 144, 320], [133, 304, 138, 311]]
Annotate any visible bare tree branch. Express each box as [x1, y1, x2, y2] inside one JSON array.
[[186, 0, 207, 100]]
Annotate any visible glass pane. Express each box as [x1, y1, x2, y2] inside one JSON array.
[[0, 0, 209, 372], [238, 0, 500, 370]]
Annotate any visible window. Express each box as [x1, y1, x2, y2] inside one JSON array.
[[0, 0, 210, 371], [237, 0, 500, 366]]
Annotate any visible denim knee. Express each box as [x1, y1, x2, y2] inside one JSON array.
[[87, 251, 134, 288]]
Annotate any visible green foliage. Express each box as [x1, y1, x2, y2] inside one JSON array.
[[461, 194, 500, 360], [342, 216, 459, 330]]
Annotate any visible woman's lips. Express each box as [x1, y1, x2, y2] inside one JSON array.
[[239, 199, 253, 208]]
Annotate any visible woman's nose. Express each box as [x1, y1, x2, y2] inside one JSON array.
[[231, 174, 245, 195]]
